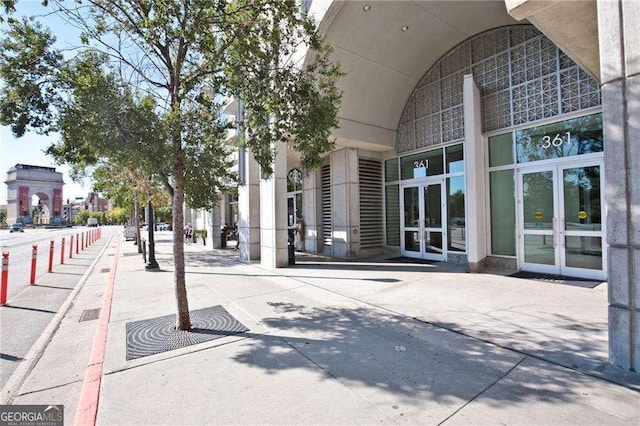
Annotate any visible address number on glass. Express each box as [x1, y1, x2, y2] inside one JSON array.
[[413, 160, 429, 169], [541, 132, 571, 149]]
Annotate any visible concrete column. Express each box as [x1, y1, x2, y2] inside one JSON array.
[[221, 194, 229, 228], [463, 74, 488, 272], [5, 182, 19, 225], [597, 0, 640, 372], [260, 142, 289, 268], [330, 148, 360, 258], [303, 168, 322, 253], [238, 150, 261, 261], [183, 206, 193, 228], [206, 203, 222, 249]]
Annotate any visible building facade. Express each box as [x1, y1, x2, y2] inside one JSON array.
[[196, 1, 638, 374]]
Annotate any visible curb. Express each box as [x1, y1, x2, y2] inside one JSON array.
[[0, 234, 117, 405], [73, 237, 120, 426]]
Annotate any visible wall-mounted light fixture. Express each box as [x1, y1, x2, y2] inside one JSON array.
[[401, 25, 409, 32], [363, 4, 371, 12]]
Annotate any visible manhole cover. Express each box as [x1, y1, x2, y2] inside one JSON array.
[[100, 268, 110, 273], [125, 305, 248, 360], [79, 308, 101, 322]]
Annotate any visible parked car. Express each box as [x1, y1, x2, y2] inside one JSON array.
[[87, 217, 99, 227], [157, 223, 170, 231], [10, 223, 24, 233]]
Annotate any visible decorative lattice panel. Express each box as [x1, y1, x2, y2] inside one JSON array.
[[396, 25, 602, 152]]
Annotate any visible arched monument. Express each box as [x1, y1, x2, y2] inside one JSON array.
[[5, 164, 64, 225]]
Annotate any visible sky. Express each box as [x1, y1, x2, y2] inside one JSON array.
[[1, 127, 94, 205], [1, 1, 94, 205]]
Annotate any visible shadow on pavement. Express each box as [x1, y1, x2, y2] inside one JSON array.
[[229, 301, 616, 408]]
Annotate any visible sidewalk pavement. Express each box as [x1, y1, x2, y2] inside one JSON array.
[[5, 232, 640, 425]]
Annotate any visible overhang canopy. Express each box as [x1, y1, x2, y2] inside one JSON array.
[[316, 1, 519, 152]]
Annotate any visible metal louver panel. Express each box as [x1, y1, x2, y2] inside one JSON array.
[[321, 165, 332, 247], [359, 159, 383, 248]]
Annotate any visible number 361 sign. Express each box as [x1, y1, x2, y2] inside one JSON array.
[[541, 132, 571, 149]]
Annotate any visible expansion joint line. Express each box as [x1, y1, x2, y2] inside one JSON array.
[[437, 357, 527, 425], [275, 335, 401, 425]]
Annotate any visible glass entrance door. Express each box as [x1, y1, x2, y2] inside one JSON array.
[[517, 161, 605, 280], [401, 181, 446, 261]]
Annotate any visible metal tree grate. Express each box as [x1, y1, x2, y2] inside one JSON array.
[[125, 305, 248, 360]]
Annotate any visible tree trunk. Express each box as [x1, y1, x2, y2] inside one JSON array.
[[134, 192, 142, 253], [173, 143, 191, 330]]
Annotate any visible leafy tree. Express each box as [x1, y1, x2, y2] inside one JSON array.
[[154, 205, 173, 224], [0, 0, 342, 330], [108, 207, 130, 225], [0, 209, 7, 226], [74, 209, 91, 225]]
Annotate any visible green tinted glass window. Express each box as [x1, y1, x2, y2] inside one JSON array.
[[446, 144, 464, 173], [489, 133, 513, 167], [516, 113, 603, 163], [490, 170, 516, 256], [385, 185, 400, 246], [400, 149, 444, 180], [385, 159, 399, 182]]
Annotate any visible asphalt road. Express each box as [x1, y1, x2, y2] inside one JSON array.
[[1, 227, 95, 301], [0, 226, 118, 387]]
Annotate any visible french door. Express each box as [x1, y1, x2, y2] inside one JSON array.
[[401, 180, 446, 261], [517, 160, 605, 280]]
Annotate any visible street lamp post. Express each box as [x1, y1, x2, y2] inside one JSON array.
[[145, 198, 160, 270]]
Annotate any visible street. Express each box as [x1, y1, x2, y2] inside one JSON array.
[[1, 227, 90, 301], [0, 227, 117, 386]]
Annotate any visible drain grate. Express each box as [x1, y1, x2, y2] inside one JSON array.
[[125, 305, 248, 361], [100, 268, 110, 273], [79, 308, 101, 322]]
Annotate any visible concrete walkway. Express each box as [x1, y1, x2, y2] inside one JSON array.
[[4, 231, 639, 425]]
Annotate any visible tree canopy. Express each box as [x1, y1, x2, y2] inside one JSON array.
[[0, 0, 343, 329]]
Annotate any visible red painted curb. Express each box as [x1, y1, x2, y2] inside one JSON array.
[[74, 238, 120, 426]]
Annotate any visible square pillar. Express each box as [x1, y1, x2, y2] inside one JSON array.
[[238, 149, 261, 261], [463, 74, 488, 271], [598, 0, 640, 372], [206, 203, 222, 249], [260, 142, 289, 268], [302, 168, 322, 253], [330, 148, 360, 258]]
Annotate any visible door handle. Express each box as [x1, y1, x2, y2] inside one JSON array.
[[552, 217, 558, 247]]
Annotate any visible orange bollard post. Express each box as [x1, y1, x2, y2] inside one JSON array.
[[61, 237, 65, 264], [30, 245, 38, 285], [76, 233, 79, 254], [48, 240, 54, 272], [1, 252, 8, 305], [70, 235, 74, 259]]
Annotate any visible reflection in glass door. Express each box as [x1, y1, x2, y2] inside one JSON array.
[[401, 181, 446, 261], [517, 161, 605, 280]]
